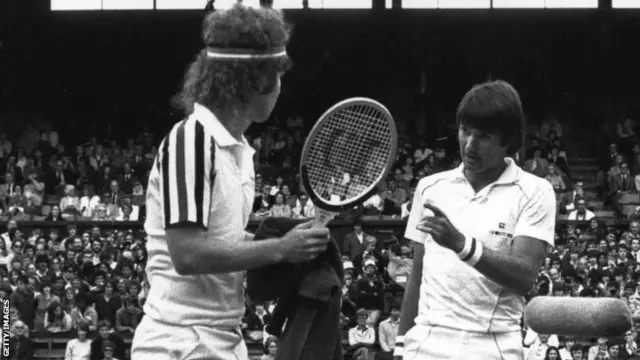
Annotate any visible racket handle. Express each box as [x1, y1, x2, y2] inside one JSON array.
[[314, 208, 336, 228]]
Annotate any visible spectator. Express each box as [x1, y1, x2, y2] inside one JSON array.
[[115, 297, 142, 336], [60, 185, 81, 219], [623, 331, 639, 358], [354, 258, 384, 327], [70, 293, 98, 332], [61, 286, 77, 314], [548, 146, 571, 179], [567, 197, 596, 221], [543, 346, 560, 360], [34, 282, 60, 331], [130, 182, 145, 207], [46, 159, 72, 195], [95, 281, 121, 327], [90, 321, 126, 360], [352, 237, 386, 277], [244, 302, 272, 343], [0, 237, 13, 271], [526, 333, 554, 360], [268, 191, 291, 218], [44, 302, 73, 334], [558, 336, 577, 360], [387, 244, 413, 289], [545, 164, 567, 193], [115, 199, 139, 221], [12, 275, 35, 329], [106, 180, 124, 208], [525, 148, 550, 178], [347, 308, 376, 360], [377, 303, 400, 360], [64, 323, 92, 360], [588, 337, 610, 360], [6, 185, 29, 215], [45, 204, 65, 222], [79, 186, 101, 219], [92, 204, 112, 222], [7, 320, 34, 360], [253, 183, 273, 213], [261, 337, 278, 360], [118, 162, 137, 195], [607, 342, 623, 360], [343, 218, 378, 258], [291, 192, 315, 219], [0, 172, 19, 203], [341, 272, 358, 324], [101, 341, 120, 360]]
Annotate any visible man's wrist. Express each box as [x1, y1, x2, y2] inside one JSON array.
[[457, 237, 483, 267]]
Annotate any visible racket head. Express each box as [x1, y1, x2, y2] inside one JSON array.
[[300, 97, 398, 213]]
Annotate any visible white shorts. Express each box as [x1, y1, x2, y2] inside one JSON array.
[[131, 316, 249, 360], [403, 324, 524, 360]]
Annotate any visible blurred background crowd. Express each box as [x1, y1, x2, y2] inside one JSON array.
[[3, 109, 640, 360]]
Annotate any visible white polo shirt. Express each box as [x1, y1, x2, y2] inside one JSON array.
[[405, 158, 556, 333], [143, 103, 255, 328]]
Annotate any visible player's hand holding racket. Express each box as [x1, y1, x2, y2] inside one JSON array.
[[279, 220, 331, 263], [299, 97, 398, 229]]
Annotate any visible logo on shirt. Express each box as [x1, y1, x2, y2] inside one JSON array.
[[489, 222, 513, 238]]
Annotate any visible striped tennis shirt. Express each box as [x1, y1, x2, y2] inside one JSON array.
[[143, 103, 256, 328]]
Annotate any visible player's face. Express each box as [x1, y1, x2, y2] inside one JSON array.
[[458, 125, 508, 175], [252, 73, 282, 123]]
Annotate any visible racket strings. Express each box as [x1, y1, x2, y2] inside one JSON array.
[[306, 104, 394, 205]]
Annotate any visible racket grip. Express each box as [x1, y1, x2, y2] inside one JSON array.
[[313, 208, 335, 228]]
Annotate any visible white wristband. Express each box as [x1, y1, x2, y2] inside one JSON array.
[[456, 237, 474, 260], [459, 237, 483, 267], [393, 335, 405, 357]]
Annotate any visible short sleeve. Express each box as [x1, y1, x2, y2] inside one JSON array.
[[513, 180, 557, 246], [404, 181, 429, 244], [158, 119, 214, 230]]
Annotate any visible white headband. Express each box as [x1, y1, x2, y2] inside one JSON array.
[[206, 46, 288, 60]]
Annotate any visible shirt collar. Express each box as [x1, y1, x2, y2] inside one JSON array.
[[452, 157, 520, 186], [192, 103, 253, 153]]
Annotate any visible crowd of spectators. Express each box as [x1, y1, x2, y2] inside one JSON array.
[[3, 111, 640, 360]]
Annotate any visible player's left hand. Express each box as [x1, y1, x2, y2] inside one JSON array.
[[417, 202, 466, 254]]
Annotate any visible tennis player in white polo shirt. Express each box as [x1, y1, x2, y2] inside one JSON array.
[[394, 80, 556, 360], [131, 4, 330, 360]]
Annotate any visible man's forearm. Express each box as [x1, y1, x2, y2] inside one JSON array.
[[473, 246, 536, 296], [168, 229, 285, 275], [197, 238, 285, 274]]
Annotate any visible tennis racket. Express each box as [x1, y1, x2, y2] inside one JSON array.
[[300, 97, 398, 227]]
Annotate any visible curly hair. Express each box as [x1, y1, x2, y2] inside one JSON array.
[[173, 3, 292, 115]]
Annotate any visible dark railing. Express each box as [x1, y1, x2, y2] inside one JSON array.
[[2, 217, 633, 234]]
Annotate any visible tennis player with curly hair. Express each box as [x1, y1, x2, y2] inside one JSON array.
[[131, 4, 331, 359]]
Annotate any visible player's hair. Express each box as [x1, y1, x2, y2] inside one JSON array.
[[456, 80, 525, 155], [173, 3, 292, 115]]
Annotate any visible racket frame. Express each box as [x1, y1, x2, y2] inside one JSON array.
[[299, 97, 398, 222]]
